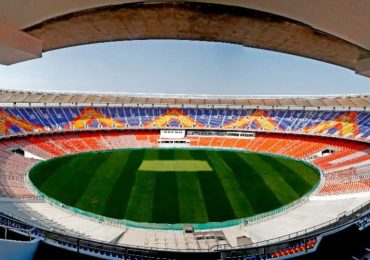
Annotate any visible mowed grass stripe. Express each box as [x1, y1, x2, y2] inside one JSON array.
[[74, 152, 129, 214], [37, 154, 110, 202], [152, 172, 180, 223], [265, 156, 319, 196], [190, 150, 235, 221], [125, 150, 159, 221], [197, 170, 236, 221], [173, 149, 193, 160], [220, 151, 282, 213], [177, 172, 209, 223], [158, 149, 174, 160], [240, 154, 299, 203], [177, 149, 210, 222], [143, 149, 159, 160], [125, 171, 157, 222], [104, 150, 144, 219], [29, 158, 65, 187], [205, 152, 255, 218], [29, 148, 321, 224]]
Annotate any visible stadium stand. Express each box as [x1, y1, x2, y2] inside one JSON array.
[[270, 238, 317, 258], [0, 129, 367, 199], [0, 107, 369, 141], [0, 100, 368, 258]]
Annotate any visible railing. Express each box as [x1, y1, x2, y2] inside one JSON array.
[[6, 151, 370, 253], [1, 197, 370, 254], [25, 147, 321, 231], [0, 200, 68, 236], [217, 198, 370, 251]]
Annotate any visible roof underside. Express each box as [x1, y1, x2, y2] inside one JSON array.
[[1, 89, 369, 109], [0, 1, 369, 77]]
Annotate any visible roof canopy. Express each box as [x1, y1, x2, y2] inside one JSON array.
[[0, 89, 368, 109], [0, 1, 369, 77]]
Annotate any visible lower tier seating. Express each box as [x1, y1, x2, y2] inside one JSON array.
[[0, 130, 368, 198]]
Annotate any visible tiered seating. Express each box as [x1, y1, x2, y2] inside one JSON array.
[[270, 238, 317, 258], [78, 133, 105, 150], [187, 134, 370, 195], [197, 137, 212, 147], [312, 144, 367, 170], [229, 238, 318, 260], [0, 107, 368, 141], [0, 104, 368, 258], [0, 131, 163, 198], [25, 131, 159, 157], [27, 136, 67, 156], [319, 181, 370, 194], [318, 158, 370, 195], [135, 131, 159, 147], [190, 134, 330, 160], [0, 147, 37, 198], [220, 138, 238, 148], [0, 130, 368, 198]]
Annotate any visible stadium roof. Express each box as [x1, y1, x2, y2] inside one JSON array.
[[1, 1, 370, 77], [1, 89, 369, 109]]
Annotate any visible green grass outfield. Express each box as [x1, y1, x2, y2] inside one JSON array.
[[29, 148, 320, 224]]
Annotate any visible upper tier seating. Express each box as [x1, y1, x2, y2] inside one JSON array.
[[0, 107, 368, 141]]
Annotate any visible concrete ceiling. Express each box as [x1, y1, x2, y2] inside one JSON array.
[[0, 0, 369, 76]]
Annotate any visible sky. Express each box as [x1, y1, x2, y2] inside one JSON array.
[[0, 40, 369, 96]]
